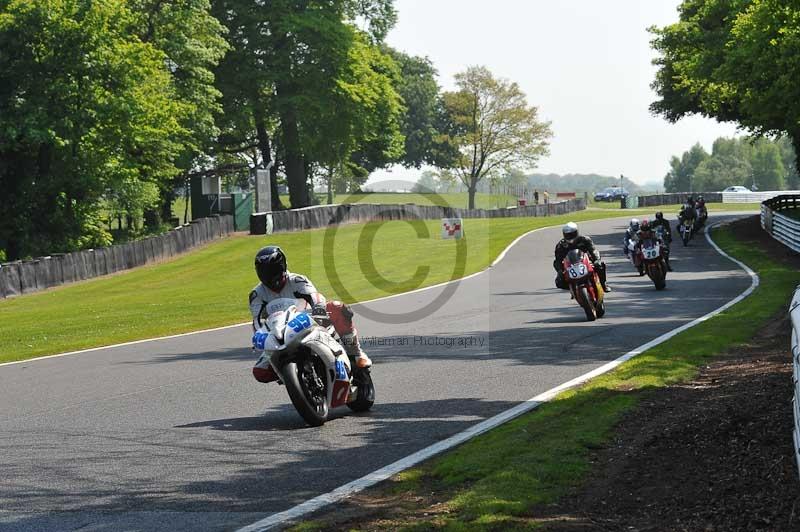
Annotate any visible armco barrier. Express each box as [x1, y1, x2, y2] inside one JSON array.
[[250, 198, 586, 235], [724, 190, 800, 204], [761, 194, 800, 253], [0, 215, 234, 299], [789, 287, 800, 480], [638, 190, 800, 206]]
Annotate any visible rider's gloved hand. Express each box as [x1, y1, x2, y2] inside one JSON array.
[[311, 303, 328, 318], [252, 331, 268, 350]]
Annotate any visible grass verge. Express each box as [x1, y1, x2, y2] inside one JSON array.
[[292, 221, 798, 531]]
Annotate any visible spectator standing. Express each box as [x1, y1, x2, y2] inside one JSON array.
[[534, 190, 539, 204]]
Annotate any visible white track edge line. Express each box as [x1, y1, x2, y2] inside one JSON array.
[[235, 220, 759, 532], [0, 220, 574, 368]]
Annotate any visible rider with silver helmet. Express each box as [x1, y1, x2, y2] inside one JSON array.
[[249, 246, 371, 384], [553, 222, 610, 291], [623, 218, 640, 258]]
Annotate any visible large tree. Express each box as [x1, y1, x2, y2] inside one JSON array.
[[309, 32, 405, 203], [663, 142, 709, 192], [212, 0, 399, 209], [0, 0, 188, 259], [651, 0, 800, 158], [386, 50, 455, 169], [440, 66, 552, 209], [131, 0, 229, 226]]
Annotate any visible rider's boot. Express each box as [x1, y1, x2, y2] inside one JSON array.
[[598, 262, 611, 293], [327, 300, 372, 369], [342, 332, 372, 369]]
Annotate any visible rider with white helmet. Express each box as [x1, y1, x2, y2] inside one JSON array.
[[553, 222, 610, 291], [623, 218, 640, 257]]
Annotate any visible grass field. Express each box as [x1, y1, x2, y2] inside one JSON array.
[[293, 222, 797, 531], [1, 208, 677, 364]]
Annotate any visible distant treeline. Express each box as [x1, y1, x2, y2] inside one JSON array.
[[664, 137, 798, 193], [413, 170, 652, 196]]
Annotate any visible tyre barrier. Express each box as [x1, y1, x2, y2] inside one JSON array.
[[0, 215, 234, 299], [250, 198, 586, 235]]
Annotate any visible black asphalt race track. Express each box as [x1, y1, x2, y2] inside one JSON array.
[[0, 214, 753, 531]]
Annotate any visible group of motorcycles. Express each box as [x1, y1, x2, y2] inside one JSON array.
[[261, 203, 708, 426], [562, 202, 707, 323], [677, 201, 708, 246]]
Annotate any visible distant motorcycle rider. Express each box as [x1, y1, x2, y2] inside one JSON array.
[[696, 195, 708, 224], [623, 218, 640, 258], [650, 211, 672, 244], [249, 246, 371, 383], [554, 222, 610, 291], [678, 199, 697, 231], [637, 218, 672, 271]]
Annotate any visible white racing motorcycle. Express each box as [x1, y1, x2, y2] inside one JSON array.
[[253, 297, 375, 426]]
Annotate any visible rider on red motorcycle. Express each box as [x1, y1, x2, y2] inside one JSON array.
[[650, 212, 673, 271], [636, 219, 672, 271], [249, 246, 372, 383], [554, 222, 611, 292]]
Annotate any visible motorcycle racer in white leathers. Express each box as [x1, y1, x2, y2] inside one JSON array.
[[249, 245, 371, 383]]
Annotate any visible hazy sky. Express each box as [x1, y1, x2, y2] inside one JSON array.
[[368, 0, 740, 187]]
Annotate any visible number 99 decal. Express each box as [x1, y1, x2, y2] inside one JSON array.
[[287, 313, 312, 333]]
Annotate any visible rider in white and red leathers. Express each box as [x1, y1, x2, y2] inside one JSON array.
[[249, 246, 371, 383], [636, 219, 672, 271], [623, 218, 640, 258]]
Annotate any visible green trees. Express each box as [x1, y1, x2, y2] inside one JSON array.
[[664, 137, 793, 192], [651, 0, 800, 162], [439, 66, 552, 209], [211, 0, 405, 209], [0, 0, 193, 260], [664, 143, 710, 193], [2, 1, 545, 260]]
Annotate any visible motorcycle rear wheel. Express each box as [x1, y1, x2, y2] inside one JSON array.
[[347, 369, 375, 412], [284, 357, 330, 427]]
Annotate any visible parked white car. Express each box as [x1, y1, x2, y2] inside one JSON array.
[[721, 186, 752, 193]]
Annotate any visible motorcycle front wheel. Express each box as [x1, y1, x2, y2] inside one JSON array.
[[578, 286, 597, 321], [682, 229, 690, 246], [284, 356, 330, 427], [649, 263, 666, 290]]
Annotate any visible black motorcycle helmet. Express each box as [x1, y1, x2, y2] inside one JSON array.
[[655, 211, 664, 221], [255, 246, 288, 292]]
